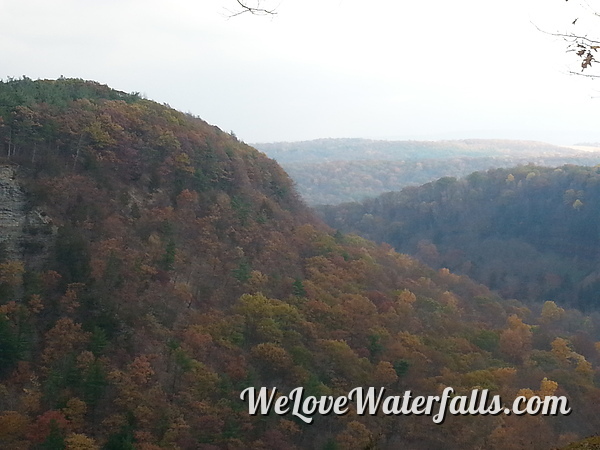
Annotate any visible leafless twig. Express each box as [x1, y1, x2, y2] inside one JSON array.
[[533, 20, 600, 76], [227, 0, 278, 17]]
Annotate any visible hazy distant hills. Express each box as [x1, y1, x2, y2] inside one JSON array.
[[255, 138, 600, 204], [255, 138, 592, 163]]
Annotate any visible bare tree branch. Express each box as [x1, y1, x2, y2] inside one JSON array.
[[227, 0, 278, 17], [567, 70, 600, 78], [533, 16, 600, 75]]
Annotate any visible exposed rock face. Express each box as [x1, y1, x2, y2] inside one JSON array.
[[0, 165, 53, 300], [0, 165, 27, 262]]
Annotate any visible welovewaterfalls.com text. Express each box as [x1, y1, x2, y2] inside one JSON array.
[[240, 387, 571, 424]]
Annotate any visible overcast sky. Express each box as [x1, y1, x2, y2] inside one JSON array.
[[1, 0, 600, 144]]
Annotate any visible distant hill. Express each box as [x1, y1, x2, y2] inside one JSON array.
[[255, 138, 600, 204], [319, 164, 600, 310], [256, 138, 593, 163]]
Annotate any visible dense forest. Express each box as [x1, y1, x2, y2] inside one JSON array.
[[319, 165, 600, 311], [1, 78, 600, 449], [255, 139, 600, 205]]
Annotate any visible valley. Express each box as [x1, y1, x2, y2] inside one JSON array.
[[0, 78, 598, 449]]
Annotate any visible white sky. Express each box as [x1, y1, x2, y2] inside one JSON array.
[[1, 0, 600, 144]]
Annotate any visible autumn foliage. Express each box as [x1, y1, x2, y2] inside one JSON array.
[[0, 78, 598, 449]]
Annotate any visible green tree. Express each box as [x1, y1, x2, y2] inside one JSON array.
[[0, 315, 20, 373]]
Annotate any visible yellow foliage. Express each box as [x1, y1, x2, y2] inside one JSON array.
[[60, 286, 82, 314], [160, 416, 190, 445], [21, 389, 42, 414], [248, 270, 269, 291], [133, 405, 154, 429], [65, 433, 99, 450], [397, 289, 416, 305], [128, 356, 155, 385], [516, 388, 535, 400], [86, 119, 117, 148], [551, 337, 573, 365], [372, 361, 398, 386], [42, 318, 90, 366], [440, 291, 459, 309], [63, 398, 87, 431], [174, 152, 194, 173], [575, 358, 593, 379], [540, 301, 565, 323], [0, 261, 24, 286], [189, 363, 220, 397], [250, 342, 293, 372], [539, 377, 558, 397], [499, 315, 532, 362], [157, 130, 181, 151], [438, 267, 461, 283], [139, 264, 158, 276], [0, 411, 29, 441]]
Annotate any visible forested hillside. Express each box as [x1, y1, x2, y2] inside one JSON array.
[[255, 139, 600, 205], [319, 165, 600, 311], [2, 78, 600, 449]]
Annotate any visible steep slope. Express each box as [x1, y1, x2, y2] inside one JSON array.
[[1, 78, 600, 449]]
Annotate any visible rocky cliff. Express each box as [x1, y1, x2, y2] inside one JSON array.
[[0, 164, 53, 300], [0, 165, 26, 262]]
